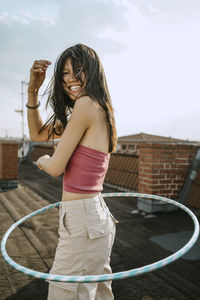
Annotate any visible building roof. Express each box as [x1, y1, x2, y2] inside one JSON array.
[[118, 132, 194, 143], [0, 161, 199, 299]]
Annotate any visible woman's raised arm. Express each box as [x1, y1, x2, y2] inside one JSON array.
[[27, 60, 54, 142]]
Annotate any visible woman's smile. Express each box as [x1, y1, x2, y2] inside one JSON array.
[[68, 84, 83, 93]]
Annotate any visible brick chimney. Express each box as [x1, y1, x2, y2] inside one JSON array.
[[0, 142, 18, 190], [138, 143, 197, 199]]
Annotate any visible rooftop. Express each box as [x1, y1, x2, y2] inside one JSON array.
[[118, 132, 198, 144], [0, 161, 200, 300]]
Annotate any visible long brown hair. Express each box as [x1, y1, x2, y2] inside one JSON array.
[[40, 44, 117, 153]]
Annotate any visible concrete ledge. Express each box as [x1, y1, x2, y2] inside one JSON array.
[[137, 197, 178, 213], [0, 179, 18, 191]]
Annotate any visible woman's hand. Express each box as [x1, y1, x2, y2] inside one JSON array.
[[28, 60, 51, 94], [36, 154, 51, 170], [36, 154, 61, 177]]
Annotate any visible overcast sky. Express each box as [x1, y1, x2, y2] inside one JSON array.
[[0, 0, 200, 141]]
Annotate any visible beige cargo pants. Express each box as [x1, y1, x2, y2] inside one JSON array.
[[47, 192, 118, 300]]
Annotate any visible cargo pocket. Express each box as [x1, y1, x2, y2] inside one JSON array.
[[85, 219, 114, 274], [87, 219, 111, 239]]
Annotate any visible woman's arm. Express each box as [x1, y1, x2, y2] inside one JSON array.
[[27, 92, 63, 141], [36, 96, 94, 177], [27, 91, 46, 141], [27, 59, 62, 142]]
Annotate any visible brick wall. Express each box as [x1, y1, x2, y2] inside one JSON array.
[[137, 143, 197, 199], [0, 142, 18, 190], [31, 145, 55, 161]]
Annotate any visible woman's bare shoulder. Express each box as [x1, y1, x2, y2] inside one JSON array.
[[75, 96, 93, 106], [75, 96, 103, 113]]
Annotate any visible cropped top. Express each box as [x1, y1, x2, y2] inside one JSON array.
[[63, 144, 110, 194]]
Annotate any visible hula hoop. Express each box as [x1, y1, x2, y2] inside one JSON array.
[[1, 193, 199, 283]]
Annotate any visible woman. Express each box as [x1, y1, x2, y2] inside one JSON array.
[[27, 44, 118, 300]]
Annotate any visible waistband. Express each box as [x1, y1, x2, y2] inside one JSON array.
[[61, 192, 105, 209], [60, 192, 119, 224]]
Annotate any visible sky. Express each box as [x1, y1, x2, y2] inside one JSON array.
[[0, 0, 200, 141]]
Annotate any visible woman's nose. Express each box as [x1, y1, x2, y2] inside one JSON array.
[[69, 72, 76, 81]]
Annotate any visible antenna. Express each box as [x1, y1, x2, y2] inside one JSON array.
[[15, 81, 28, 158]]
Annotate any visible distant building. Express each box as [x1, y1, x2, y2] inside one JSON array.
[[117, 132, 198, 153]]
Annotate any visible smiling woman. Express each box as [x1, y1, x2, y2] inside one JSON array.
[[26, 43, 118, 300]]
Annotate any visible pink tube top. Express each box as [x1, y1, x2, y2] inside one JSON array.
[[63, 144, 110, 193]]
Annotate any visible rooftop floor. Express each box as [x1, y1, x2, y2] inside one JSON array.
[[0, 161, 200, 300]]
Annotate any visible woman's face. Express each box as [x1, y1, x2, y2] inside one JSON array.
[[62, 58, 86, 101]]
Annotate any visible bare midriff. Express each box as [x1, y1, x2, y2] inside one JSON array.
[[62, 190, 99, 201]]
